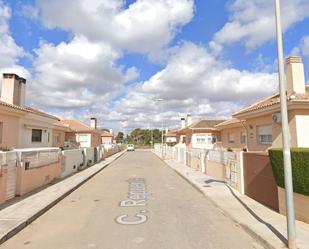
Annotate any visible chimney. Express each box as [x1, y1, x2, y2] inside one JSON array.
[[181, 118, 185, 129], [186, 113, 192, 126], [109, 129, 113, 134], [1, 73, 26, 106], [286, 56, 306, 95], [165, 128, 169, 134], [90, 117, 97, 129]]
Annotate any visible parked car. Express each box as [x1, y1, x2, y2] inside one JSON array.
[[127, 144, 135, 151]]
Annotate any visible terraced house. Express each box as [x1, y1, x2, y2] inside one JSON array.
[[0, 73, 67, 150], [176, 114, 225, 150], [58, 118, 102, 148], [232, 56, 309, 151]]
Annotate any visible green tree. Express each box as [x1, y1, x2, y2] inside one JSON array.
[[127, 128, 162, 146], [115, 132, 124, 143]]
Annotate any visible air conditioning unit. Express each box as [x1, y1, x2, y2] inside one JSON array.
[[272, 113, 282, 123]]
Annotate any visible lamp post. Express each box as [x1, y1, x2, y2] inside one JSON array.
[[155, 98, 164, 156], [274, 1, 296, 248]]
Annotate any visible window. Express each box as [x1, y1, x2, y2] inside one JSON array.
[[0, 122, 3, 144], [32, 129, 42, 142], [228, 133, 235, 143], [78, 135, 88, 142], [195, 135, 212, 145], [257, 125, 272, 144], [196, 138, 206, 144], [240, 132, 247, 144]]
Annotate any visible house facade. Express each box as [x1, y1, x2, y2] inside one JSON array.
[[0, 74, 63, 150], [215, 119, 246, 151], [59, 118, 102, 148], [52, 123, 72, 148], [233, 56, 309, 151], [164, 129, 178, 146], [177, 117, 224, 150], [101, 130, 114, 144]]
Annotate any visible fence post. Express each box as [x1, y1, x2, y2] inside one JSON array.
[[239, 151, 245, 195], [201, 150, 206, 173]]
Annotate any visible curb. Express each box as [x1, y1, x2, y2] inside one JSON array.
[[0, 151, 126, 245], [152, 151, 284, 249]]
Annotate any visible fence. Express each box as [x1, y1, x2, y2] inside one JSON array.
[[15, 148, 60, 169], [14, 148, 62, 196], [154, 143, 244, 193], [207, 150, 236, 166], [61, 149, 83, 178], [83, 148, 95, 167], [0, 144, 125, 204], [0, 151, 17, 203], [243, 152, 279, 211]]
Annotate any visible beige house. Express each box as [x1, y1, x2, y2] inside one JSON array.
[[233, 56, 309, 151], [59, 118, 102, 148], [101, 130, 114, 144], [215, 118, 246, 151], [164, 129, 178, 146], [0, 73, 66, 150], [177, 117, 224, 150], [52, 122, 72, 148]]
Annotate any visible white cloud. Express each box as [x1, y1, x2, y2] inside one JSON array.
[[17, 0, 194, 130], [214, 0, 309, 49], [300, 36, 309, 56], [36, 0, 194, 54], [141, 42, 277, 101], [0, 2, 25, 68], [110, 42, 278, 130], [0, 1, 31, 93], [28, 35, 138, 109], [18, 4, 39, 20]]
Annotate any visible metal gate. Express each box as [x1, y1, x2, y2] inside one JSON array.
[[1, 152, 17, 201], [94, 148, 98, 163], [226, 159, 238, 188]]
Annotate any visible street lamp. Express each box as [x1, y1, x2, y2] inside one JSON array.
[[274, 1, 296, 248], [155, 98, 164, 156]]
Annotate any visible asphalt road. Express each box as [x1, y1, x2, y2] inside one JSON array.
[[1, 150, 263, 249]]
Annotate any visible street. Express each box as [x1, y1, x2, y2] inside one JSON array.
[[1, 150, 263, 249]]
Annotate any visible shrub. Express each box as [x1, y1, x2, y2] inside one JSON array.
[[269, 148, 309, 196]]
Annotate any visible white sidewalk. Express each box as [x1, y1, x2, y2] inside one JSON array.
[[153, 151, 309, 249]]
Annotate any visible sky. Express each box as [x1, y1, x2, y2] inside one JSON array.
[[0, 0, 309, 133]]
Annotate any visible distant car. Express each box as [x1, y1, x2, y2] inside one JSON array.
[[127, 144, 135, 151]]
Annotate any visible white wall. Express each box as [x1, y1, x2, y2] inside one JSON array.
[[61, 149, 83, 178], [295, 115, 309, 147], [191, 134, 213, 149], [83, 147, 94, 166], [18, 114, 55, 148], [166, 137, 177, 143], [76, 133, 91, 148]]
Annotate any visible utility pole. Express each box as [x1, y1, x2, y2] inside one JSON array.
[[274, 1, 296, 248]]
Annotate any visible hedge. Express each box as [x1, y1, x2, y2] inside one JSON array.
[[269, 148, 309, 196]]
